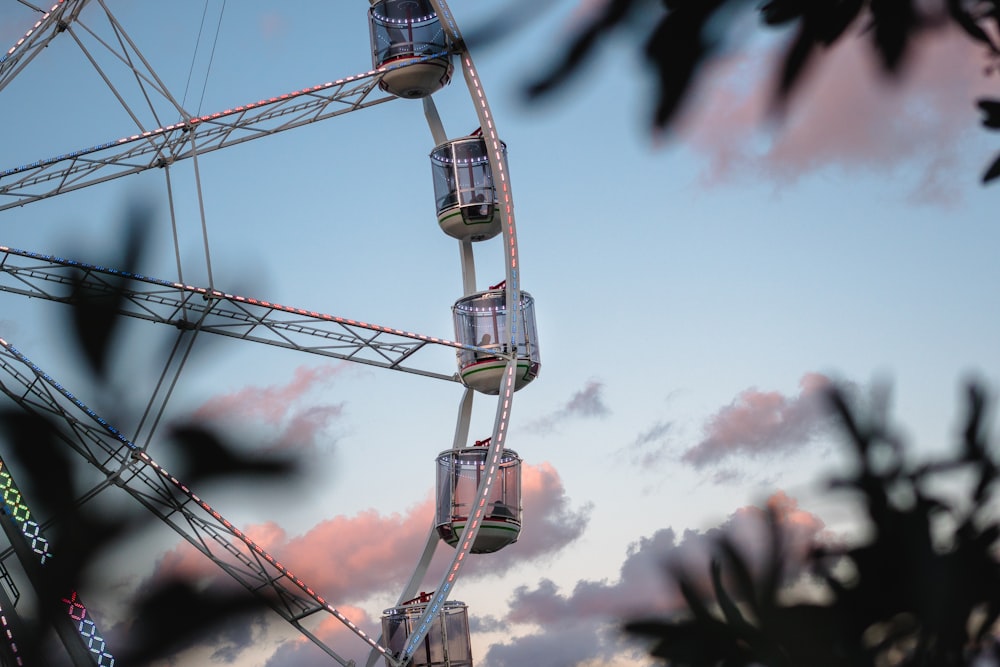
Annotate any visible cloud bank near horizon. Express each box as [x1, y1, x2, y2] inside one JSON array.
[[481, 490, 827, 666], [114, 368, 844, 666]]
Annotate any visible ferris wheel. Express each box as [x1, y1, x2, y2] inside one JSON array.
[[0, 1, 540, 665]]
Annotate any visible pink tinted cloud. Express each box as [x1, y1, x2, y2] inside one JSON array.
[[141, 461, 587, 616], [682, 373, 835, 468], [434, 461, 592, 582], [193, 365, 344, 423], [262, 606, 378, 667], [503, 490, 827, 628], [192, 364, 347, 452], [145, 501, 433, 603], [678, 24, 991, 200], [280, 501, 435, 599], [258, 12, 289, 42], [487, 492, 827, 665], [721, 490, 827, 572]]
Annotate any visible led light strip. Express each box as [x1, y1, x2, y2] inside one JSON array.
[[0, 338, 389, 660], [0, 51, 449, 180], [2, 1, 65, 61], [0, 457, 116, 665], [397, 3, 526, 662], [0, 245, 487, 355], [0, 608, 22, 665], [402, 362, 516, 662]]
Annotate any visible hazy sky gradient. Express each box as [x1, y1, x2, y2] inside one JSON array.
[[0, 1, 997, 666]]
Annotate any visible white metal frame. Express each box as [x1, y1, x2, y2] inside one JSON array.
[[0, 2, 529, 664]]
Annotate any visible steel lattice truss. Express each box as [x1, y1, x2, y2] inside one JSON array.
[[0, 0, 90, 95], [0, 245, 466, 382], [0, 338, 396, 666], [0, 62, 419, 211], [0, 2, 503, 664], [0, 2, 442, 215]]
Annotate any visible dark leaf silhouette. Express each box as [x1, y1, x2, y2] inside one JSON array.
[[115, 580, 262, 665], [774, 0, 864, 108], [526, 0, 1000, 184], [775, 25, 819, 108], [983, 153, 1000, 182], [760, 0, 806, 26], [625, 381, 1000, 666], [167, 421, 298, 485], [524, 0, 637, 100], [0, 210, 298, 663], [0, 409, 76, 516], [979, 98, 1000, 129], [868, 0, 919, 73], [0, 408, 132, 660], [69, 204, 150, 377], [946, 0, 1000, 50], [644, 2, 726, 129]]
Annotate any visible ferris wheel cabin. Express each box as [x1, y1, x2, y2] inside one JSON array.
[[436, 443, 522, 554], [369, 0, 453, 99], [453, 287, 540, 395], [430, 134, 507, 241], [381, 597, 473, 667]]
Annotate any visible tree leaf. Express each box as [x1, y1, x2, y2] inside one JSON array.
[[760, 0, 806, 26], [869, 0, 918, 73], [776, 24, 818, 104], [978, 98, 1000, 129], [644, 2, 728, 129], [168, 422, 297, 485], [983, 152, 1000, 183], [523, 0, 637, 99], [947, 0, 1000, 51], [69, 204, 151, 377]]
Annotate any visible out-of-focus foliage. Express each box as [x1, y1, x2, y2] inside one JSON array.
[[0, 207, 299, 665], [524, 0, 1000, 183], [624, 382, 1000, 666]]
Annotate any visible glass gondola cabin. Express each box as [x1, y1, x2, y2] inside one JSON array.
[[369, 0, 453, 99], [436, 444, 521, 554], [382, 598, 473, 667], [453, 287, 540, 395], [431, 134, 507, 241]]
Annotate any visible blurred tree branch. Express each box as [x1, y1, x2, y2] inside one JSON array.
[[624, 381, 1000, 666], [523, 0, 1000, 183], [0, 206, 301, 665]]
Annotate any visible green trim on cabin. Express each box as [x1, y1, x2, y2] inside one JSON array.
[[439, 209, 492, 227], [461, 361, 531, 380], [447, 522, 521, 541]]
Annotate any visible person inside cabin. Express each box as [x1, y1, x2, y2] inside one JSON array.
[[463, 191, 490, 219], [489, 500, 515, 519], [477, 333, 494, 360]]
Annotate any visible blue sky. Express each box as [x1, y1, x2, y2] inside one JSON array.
[[0, 1, 998, 666]]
